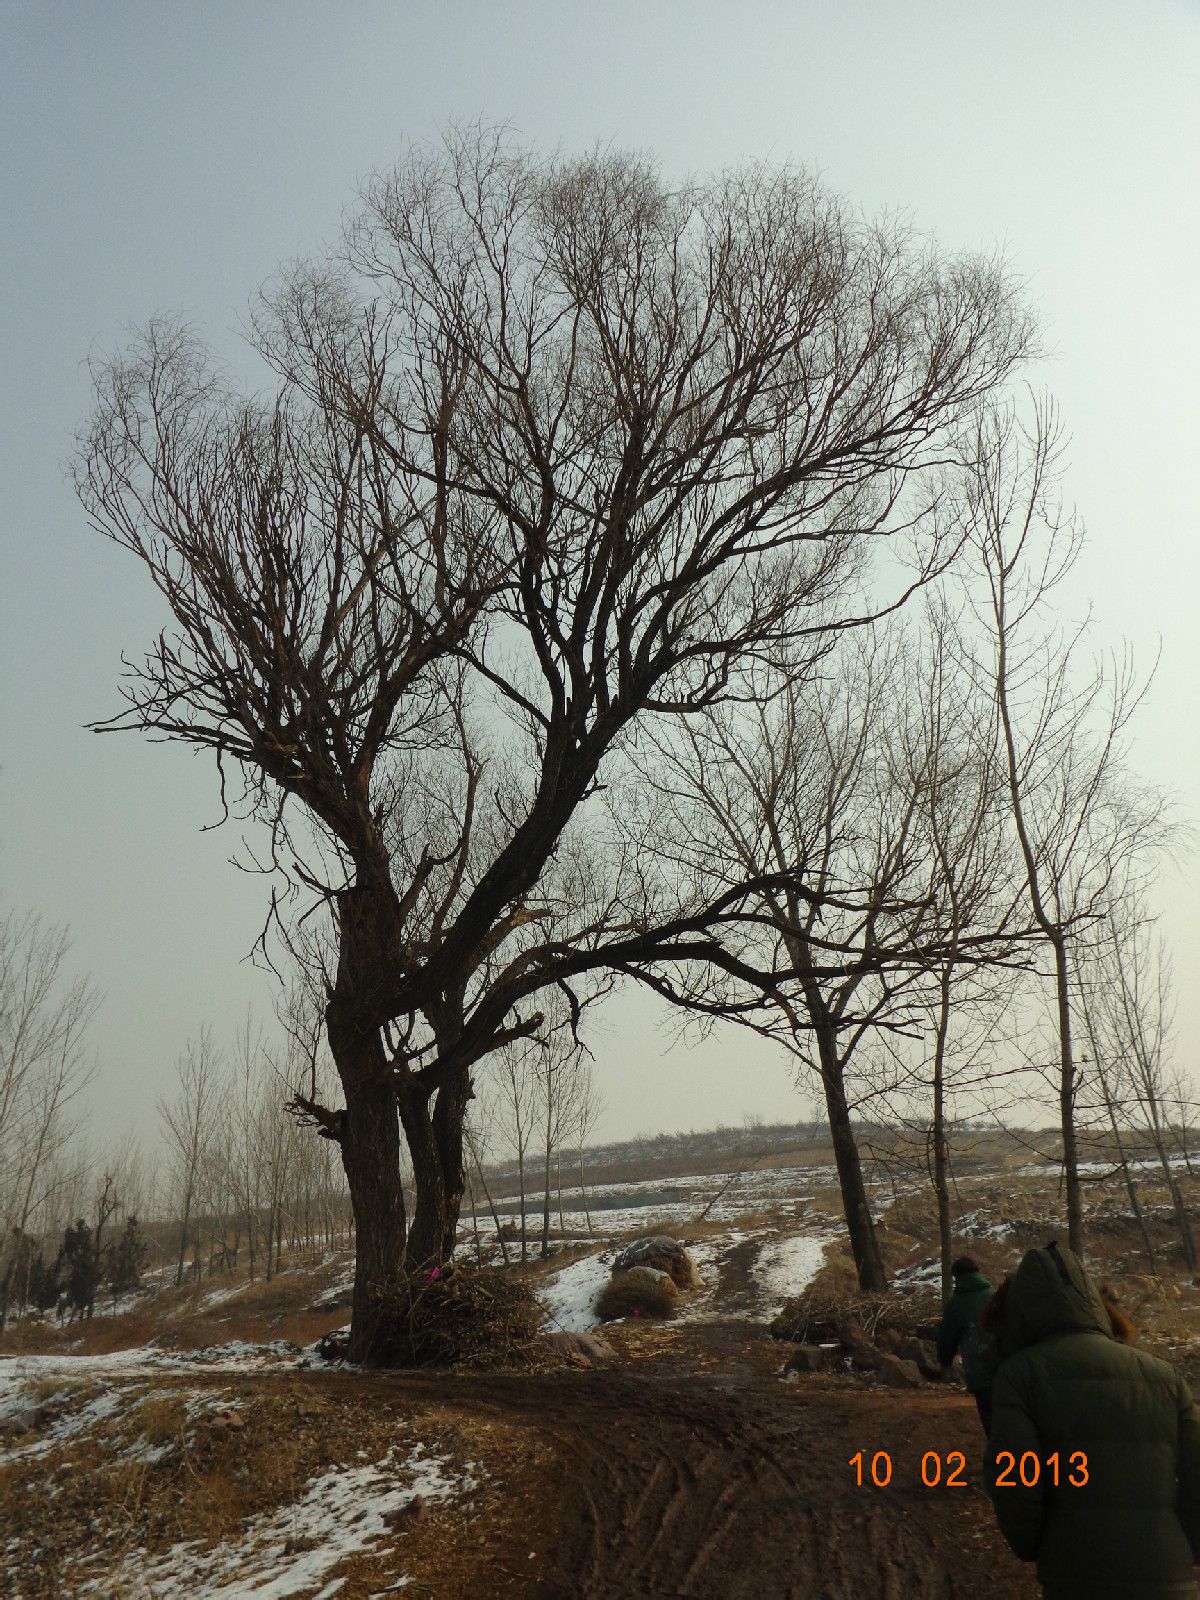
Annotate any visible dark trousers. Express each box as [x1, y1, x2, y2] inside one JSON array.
[[973, 1388, 993, 1435]]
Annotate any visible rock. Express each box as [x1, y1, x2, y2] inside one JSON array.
[[898, 1336, 944, 1381], [386, 1494, 430, 1529], [0, 1405, 42, 1437], [208, 1407, 245, 1430], [837, 1320, 883, 1372], [784, 1344, 830, 1375], [873, 1352, 923, 1388], [613, 1236, 703, 1291], [545, 1331, 616, 1368]]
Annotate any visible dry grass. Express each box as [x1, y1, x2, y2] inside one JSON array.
[[0, 1252, 355, 1360], [596, 1267, 678, 1322], [133, 1392, 188, 1446], [0, 1370, 505, 1596]]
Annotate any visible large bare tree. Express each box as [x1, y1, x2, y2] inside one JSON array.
[[77, 128, 1032, 1358]]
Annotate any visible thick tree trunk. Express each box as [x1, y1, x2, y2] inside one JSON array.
[[398, 1069, 469, 1271], [339, 1057, 408, 1365], [816, 1027, 887, 1290]]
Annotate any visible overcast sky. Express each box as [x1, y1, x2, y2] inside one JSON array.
[[2, 0, 1197, 1152]]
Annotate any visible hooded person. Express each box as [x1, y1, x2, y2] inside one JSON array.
[[935, 1255, 994, 1432], [984, 1241, 1200, 1600]]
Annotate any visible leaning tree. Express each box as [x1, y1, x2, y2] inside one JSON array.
[[77, 127, 1031, 1359]]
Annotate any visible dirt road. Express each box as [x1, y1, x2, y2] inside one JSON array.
[[384, 1322, 1041, 1600]]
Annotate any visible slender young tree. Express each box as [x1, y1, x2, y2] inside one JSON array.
[[159, 1032, 222, 1287], [1082, 897, 1195, 1270], [962, 400, 1169, 1255], [892, 608, 1026, 1295], [463, 1104, 510, 1263]]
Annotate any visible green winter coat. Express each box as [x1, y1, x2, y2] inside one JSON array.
[[936, 1269, 994, 1392], [987, 1244, 1200, 1600]]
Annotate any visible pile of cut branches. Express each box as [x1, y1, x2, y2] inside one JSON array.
[[770, 1283, 941, 1346], [364, 1265, 546, 1370]]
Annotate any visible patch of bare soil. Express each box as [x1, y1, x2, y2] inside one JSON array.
[[381, 1320, 1041, 1600], [2, 1318, 1044, 1600]]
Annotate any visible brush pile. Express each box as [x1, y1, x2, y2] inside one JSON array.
[[770, 1283, 941, 1346], [364, 1265, 546, 1369], [771, 1281, 945, 1386]]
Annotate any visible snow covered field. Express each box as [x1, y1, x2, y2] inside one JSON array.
[[535, 1224, 832, 1333]]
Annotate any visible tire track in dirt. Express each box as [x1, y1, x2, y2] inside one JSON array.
[[387, 1363, 1040, 1600]]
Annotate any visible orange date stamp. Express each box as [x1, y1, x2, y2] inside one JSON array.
[[849, 1450, 1090, 1488]]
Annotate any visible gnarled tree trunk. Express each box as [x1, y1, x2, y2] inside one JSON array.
[[338, 1056, 407, 1365]]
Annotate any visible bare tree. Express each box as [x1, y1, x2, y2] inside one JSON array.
[[0, 907, 98, 1326], [1081, 896, 1195, 1270], [535, 1029, 585, 1259], [78, 127, 1033, 1357], [1077, 954, 1159, 1271], [159, 1031, 222, 1286], [489, 1037, 538, 1262], [571, 1057, 604, 1235], [891, 607, 1025, 1295], [962, 400, 1170, 1255], [463, 1103, 510, 1263], [630, 636, 971, 1287]]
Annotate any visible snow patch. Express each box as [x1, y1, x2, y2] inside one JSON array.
[[538, 1251, 613, 1332], [752, 1233, 831, 1317], [75, 1440, 476, 1598]]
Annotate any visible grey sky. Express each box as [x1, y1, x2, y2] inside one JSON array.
[[2, 0, 1197, 1150]]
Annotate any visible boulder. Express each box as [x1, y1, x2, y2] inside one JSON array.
[[873, 1329, 943, 1378], [898, 1336, 944, 1380], [837, 1320, 884, 1372], [873, 1352, 923, 1388], [613, 1236, 703, 1291], [784, 1344, 830, 1375], [545, 1331, 616, 1368], [0, 1405, 43, 1438]]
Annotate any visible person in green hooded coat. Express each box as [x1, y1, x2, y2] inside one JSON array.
[[936, 1255, 995, 1432], [984, 1241, 1200, 1599]]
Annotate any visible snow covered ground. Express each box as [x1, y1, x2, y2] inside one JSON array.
[[752, 1233, 834, 1319], [539, 1250, 617, 1333], [71, 1439, 477, 1599], [535, 1225, 831, 1332]]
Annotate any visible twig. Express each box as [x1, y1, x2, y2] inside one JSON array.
[[693, 1169, 742, 1223]]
